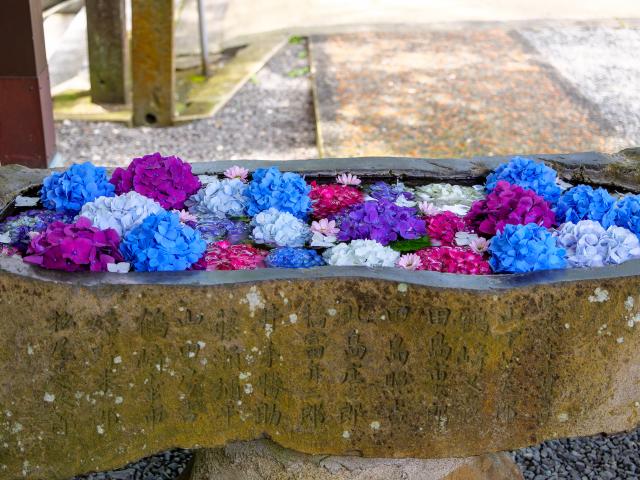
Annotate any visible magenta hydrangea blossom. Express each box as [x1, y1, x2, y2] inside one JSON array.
[[414, 247, 491, 275], [425, 211, 472, 246], [465, 180, 556, 237], [23, 217, 123, 272], [110, 152, 201, 210]]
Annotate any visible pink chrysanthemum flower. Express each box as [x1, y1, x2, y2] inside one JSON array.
[[426, 211, 472, 246], [310, 218, 340, 236], [465, 180, 556, 237], [336, 173, 361, 186], [418, 201, 440, 217], [397, 253, 423, 270], [192, 240, 267, 271], [414, 247, 491, 275], [309, 182, 364, 218], [174, 209, 198, 225], [224, 166, 249, 182], [469, 237, 490, 255]]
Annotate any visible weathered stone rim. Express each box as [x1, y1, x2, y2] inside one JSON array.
[[2, 151, 639, 289]]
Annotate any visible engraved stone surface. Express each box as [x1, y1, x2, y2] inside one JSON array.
[[0, 153, 639, 479]]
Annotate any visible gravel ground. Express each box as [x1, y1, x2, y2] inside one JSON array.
[[56, 39, 317, 167], [514, 428, 640, 479], [72, 449, 192, 480], [518, 26, 640, 148]]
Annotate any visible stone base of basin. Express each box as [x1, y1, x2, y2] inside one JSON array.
[[189, 441, 524, 480]]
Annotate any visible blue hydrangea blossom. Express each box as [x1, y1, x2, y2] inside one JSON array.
[[40, 162, 115, 213], [120, 211, 206, 271], [555, 185, 615, 224], [246, 167, 312, 219], [602, 195, 640, 236], [489, 223, 566, 273], [485, 156, 561, 204], [266, 247, 325, 268]]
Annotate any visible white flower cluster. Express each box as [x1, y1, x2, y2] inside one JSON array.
[[557, 220, 640, 268], [251, 208, 310, 247], [413, 183, 484, 214], [186, 177, 248, 218], [323, 240, 400, 267], [78, 191, 164, 237]]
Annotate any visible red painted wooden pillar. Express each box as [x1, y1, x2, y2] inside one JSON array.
[[0, 0, 56, 169]]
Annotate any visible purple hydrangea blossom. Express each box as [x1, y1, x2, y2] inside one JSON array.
[[336, 200, 426, 246], [368, 181, 414, 203]]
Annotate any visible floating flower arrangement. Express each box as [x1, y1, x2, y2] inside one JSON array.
[[1, 153, 640, 275]]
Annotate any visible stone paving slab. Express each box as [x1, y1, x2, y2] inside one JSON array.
[[310, 29, 630, 159]]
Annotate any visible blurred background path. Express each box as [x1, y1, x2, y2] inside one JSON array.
[[46, 1, 640, 166]]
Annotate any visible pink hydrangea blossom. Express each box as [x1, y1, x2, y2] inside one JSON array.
[[310, 218, 339, 236], [397, 253, 423, 270], [309, 182, 364, 218], [192, 240, 267, 271], [110, 152, 201, 210], [336, 173, 362, 186], [414, 247, 491, 275], [465, 180, 556, 236], [23, 217, 123, 272], [174, 209, 198, 225], [224, 166, 249, 182], [426, 211, 472, 246]]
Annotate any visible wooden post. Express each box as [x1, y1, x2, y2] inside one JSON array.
[[0, 0, 56, 168], [86, 0, 128, 104], [131, 0, 175, 126]]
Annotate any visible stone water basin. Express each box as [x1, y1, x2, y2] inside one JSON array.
[[0, 152, 640, 479]]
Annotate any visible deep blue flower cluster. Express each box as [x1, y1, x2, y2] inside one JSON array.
[[120, 211, 206, 271], [265, 247, 325, 268], [489, 223, 566, 273], [555, 185, 615, 224], [485, 156, 561, 204], [40, 162, 115, 213], [602, 195, 640, 236], [246, 167, 312, 219]]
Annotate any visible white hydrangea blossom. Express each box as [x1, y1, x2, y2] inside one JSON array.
[[187, 177, 248, 218], [78, 191, 164, 238], [413, 183, 484, 207], [323, 240, 400, 267], [557, 220, 640, 268], [252, 208, 310, 247]]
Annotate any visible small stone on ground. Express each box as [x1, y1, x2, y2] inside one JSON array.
[[72, 449, 192, 480], [514, 427, 640, 479]]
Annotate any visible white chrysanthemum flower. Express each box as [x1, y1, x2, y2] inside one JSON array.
[[78, 191, 164, 238], [413, 183, 484, 207], [186, 177, 248, 218], [323, 240, 400, 267], [252, 208, 310, 247]]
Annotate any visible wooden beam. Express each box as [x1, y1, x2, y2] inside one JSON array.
[[86, 0, 128, 104], [131, 0, 175, 126], [0, 0, 56, 168]]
